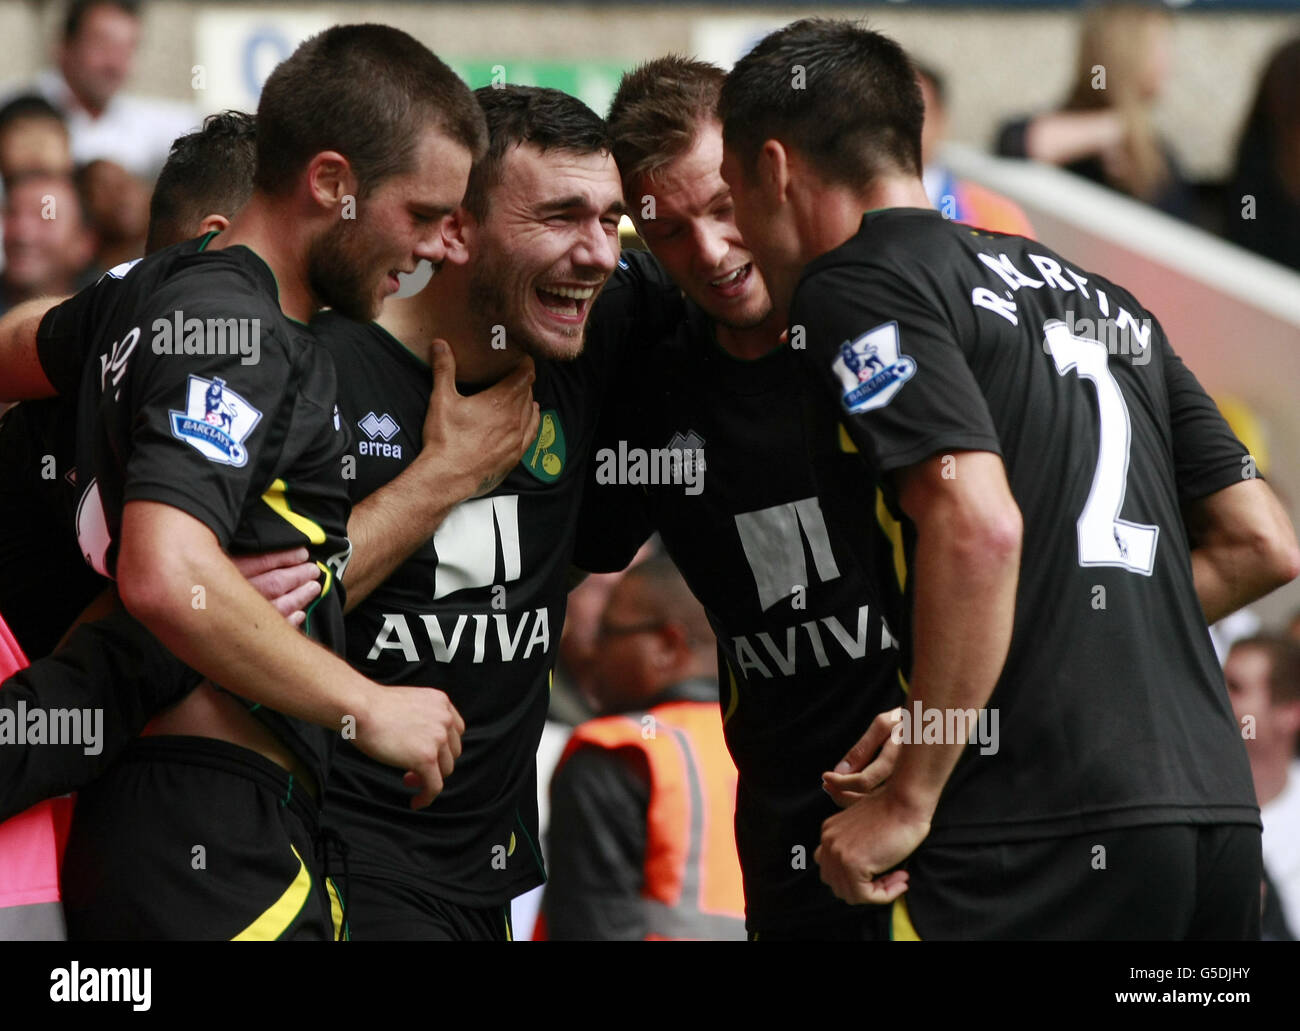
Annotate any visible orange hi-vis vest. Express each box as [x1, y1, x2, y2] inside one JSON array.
[[554, 699, 747, 940]]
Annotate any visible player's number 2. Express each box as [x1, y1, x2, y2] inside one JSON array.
[[1044, 321, 1159, 576]]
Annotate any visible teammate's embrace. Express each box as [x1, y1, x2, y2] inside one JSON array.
[[55, 25, 485, 940], [313, 85, 625, 940], [719, 19, 1300, 939]]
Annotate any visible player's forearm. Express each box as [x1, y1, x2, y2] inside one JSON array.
[[1187, 479, 1300, 624], [0, 296, 63, 401], [118, 537, 373, 731], [890, 501, 1021, 815], [344, 450, 477, 611], [1192, 542, 1299, 625]]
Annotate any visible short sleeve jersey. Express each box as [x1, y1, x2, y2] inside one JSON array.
[[71, 242, 353, 787], [573, 250, 907, 932], [793, 209, 1257, 843], [314, 308, 620, 908]]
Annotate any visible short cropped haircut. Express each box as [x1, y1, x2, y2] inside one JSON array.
[[64, 0, 139, 43], [462, 85, 612, 221], [607, 56, 726, 195], [718, 18, 925, 188], [253, 24, 487, 199], [1232, 635, 1300, 706], [147, 111, 257, 253]]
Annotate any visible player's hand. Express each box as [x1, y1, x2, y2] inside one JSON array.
[[814, 788, 930, 905], [424, 339, 540, 499], [232, 547, 321, 628], [822, 706, 903, 808], [354, 685, 465, 809]]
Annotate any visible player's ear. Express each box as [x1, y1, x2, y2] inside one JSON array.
[[441, 205, 473, 265], [756, 139, 791, 204], [196, 213, 231, 236], [304, 151, 357, 215]]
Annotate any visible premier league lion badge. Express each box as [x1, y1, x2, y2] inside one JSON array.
[[169, 374, 262, 467], [831, 321, 916, 414]]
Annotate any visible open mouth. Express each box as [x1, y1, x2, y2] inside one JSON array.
[[709, 263, 752, 299], [536, 283, 598, 323]]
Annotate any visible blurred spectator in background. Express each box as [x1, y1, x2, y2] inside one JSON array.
[[538, 556, 745, 940], [1224, 635, 1300, 939], [915, 62, 1033, 237], [75, 158, 149, 272], [1223, 38, 1300, 273], [995, 1, 1194, 220], [0, 172, 93, 316], [0, 96, 73, 185], [10, 1, 196, 182]]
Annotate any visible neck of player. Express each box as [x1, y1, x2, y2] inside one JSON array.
[[712, 306, 788, 362], [220, 194, 320, 324], [378, 266, 528, 386], [799, 173, 933, 259]]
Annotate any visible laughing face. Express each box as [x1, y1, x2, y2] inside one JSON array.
[[631, 121, 772, 332], [466, 143, 624, 361]]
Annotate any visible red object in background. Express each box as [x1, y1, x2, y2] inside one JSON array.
[[0, 615, 74, 913]]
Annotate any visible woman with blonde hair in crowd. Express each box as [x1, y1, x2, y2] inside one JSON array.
[[996, 1, 1194, 219]]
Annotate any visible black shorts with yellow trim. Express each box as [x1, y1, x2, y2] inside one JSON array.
[[61, 736, 346, 941], [342, 872, 513, 941], [894, 822, 1262, 941]]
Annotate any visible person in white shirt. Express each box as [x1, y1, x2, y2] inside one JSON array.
[[22, 1, 196, 181], [1225, 635, 1300, 936]]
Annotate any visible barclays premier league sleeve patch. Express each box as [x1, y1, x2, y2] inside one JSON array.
[[831, 321, 916, 415], [168, 374, 262, 467]]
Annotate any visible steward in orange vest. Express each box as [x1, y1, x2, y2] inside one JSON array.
[[538, 556, 746, 939]]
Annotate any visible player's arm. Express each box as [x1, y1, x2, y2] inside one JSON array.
[[343, 340, 538, 610], [1185, 479, 1300, 624], [1161, 340, 1300, 621], [815, 452, 1021, 904], [0, 549, 322, 820], [117, 500, 463, 805], [0, 297, 65, 401]]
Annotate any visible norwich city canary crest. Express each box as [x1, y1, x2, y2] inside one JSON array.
[[524, 409, 565, 483]]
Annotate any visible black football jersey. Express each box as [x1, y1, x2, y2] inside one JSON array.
[[793, 208, 1258, 844], [71, 240, 353, 788], [574, 250, 906, 933], [0, 255, 185, 658], [314, 310, 617, 907]]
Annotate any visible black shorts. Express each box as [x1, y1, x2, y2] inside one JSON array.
[[61, 736, 345, 941], [899, 823, 1262, 940], [343, 872, 513, 941]]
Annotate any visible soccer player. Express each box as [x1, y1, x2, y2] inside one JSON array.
[[312, 85, 625, 940], [573, 57, 905, 939], [718, 18, 1300, 938], [46, 24, 481, 940], [0, 111, 263, 661]]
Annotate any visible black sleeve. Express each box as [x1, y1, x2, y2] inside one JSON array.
[[0, 607, 200, 821], [119, 292, 295, 547], [1162, 339, 1252, 503], [995, 117, 1033, 159], [795, 263, 1002, 476], [35, 264, 136, 396], [541, 745, 650, 940]]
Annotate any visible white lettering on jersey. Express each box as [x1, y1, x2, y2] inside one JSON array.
[[365, 607, 550, 664]]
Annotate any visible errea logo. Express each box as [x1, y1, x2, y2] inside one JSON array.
[[358, 411, 403, 459]]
